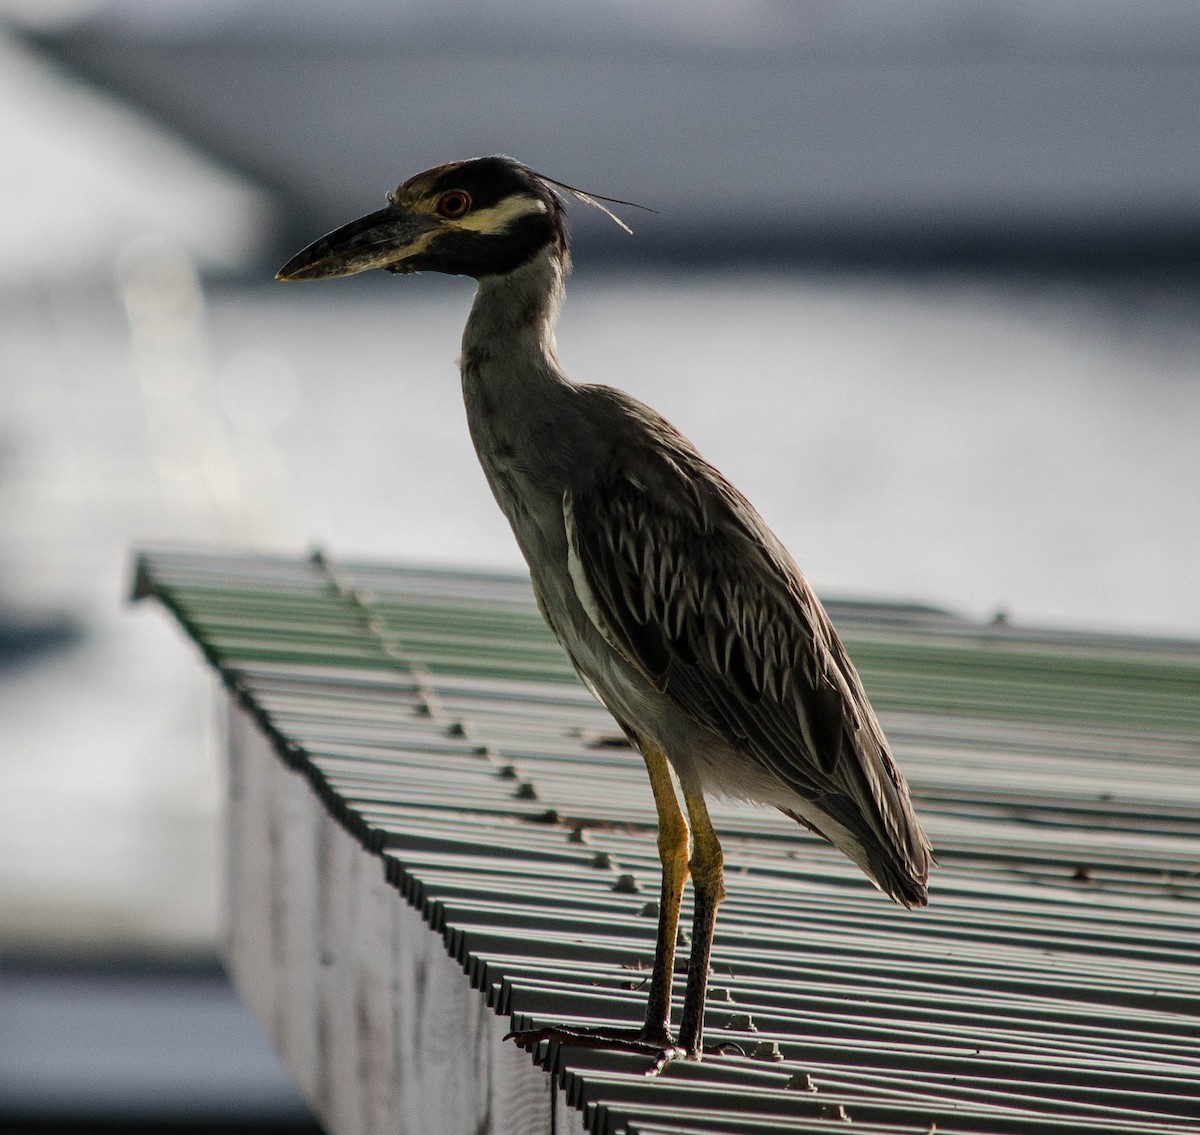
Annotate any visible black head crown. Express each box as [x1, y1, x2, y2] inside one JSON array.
[[277, 156, 572, 283]]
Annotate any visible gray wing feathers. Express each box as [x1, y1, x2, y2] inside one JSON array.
[[563, 454, 930, 907]]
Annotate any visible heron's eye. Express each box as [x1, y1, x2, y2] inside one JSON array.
[[436, 190, 471, 219]]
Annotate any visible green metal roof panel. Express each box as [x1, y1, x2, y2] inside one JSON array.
[[135, 547, 1200, 1134]]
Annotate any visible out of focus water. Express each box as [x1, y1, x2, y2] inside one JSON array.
[[2, 263, 1198, 952]]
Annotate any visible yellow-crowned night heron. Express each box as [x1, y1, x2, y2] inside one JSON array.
[[278, 156, 931, 1069]]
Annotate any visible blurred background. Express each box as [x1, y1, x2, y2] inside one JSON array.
[[1, 0, 1198, 1128]]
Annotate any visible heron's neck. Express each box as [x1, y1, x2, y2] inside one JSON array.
[[459, 247, 578, 522], [461, 247, 568, 391]]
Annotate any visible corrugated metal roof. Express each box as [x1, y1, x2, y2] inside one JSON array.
[[135, 547, 1200, 1134]]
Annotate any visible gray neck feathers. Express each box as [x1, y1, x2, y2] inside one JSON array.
[[459, 247, 580, 492], [461, 247, 567, 381]]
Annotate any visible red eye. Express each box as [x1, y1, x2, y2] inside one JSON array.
[[436, 190, 471, 219]]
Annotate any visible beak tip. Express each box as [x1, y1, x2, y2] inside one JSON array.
[[275, 259, 307, 281]]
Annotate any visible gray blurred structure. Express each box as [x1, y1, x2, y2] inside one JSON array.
[[19, 0, 1200, 268], [0, 957, 319, 1130], [137, 548, 1200, 1135], [0, 25, 269, 285]]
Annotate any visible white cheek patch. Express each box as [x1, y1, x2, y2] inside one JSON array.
[[454, 195, 548, 235]]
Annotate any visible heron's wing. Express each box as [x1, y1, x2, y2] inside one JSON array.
[[563, 450, 928, 899]]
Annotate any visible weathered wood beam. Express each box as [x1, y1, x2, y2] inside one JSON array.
[[223, 694, 580, 1135]]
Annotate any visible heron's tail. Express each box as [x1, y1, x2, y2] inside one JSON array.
[[782, 797, 931, 910]]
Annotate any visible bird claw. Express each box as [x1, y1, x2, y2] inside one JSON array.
[[505, 1024, 743, 1075], [505, 1024, 693, 1077], [644, 1044, 689, 1076], [644, 1039, 746, 1075], [505, 1024, 667, 1056], [505, 1026, 690, 1077]]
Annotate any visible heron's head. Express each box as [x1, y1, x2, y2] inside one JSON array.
[[277, 156, 576, 283]]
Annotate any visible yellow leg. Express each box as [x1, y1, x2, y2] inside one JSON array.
[[638, 741, 690, 1046], [504, 740, 697, 1067], [678, 785, 725, 1057]]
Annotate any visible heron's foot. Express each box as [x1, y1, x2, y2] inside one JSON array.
[[506, 1023, 671, 1056], [505, 1025, 747, 1076], [645, 1039, 749, 1075]]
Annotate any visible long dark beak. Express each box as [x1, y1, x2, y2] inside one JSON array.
[[276, 206, 440, 281]]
